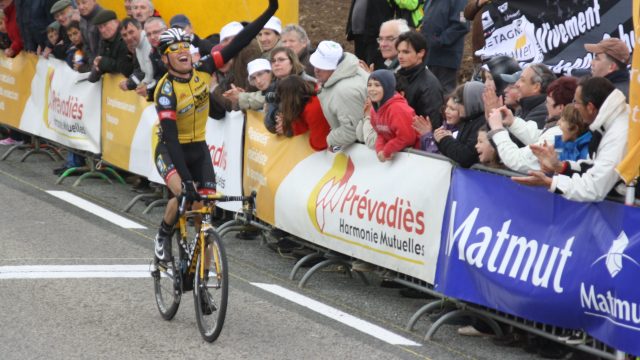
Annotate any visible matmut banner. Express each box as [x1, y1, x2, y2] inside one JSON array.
[[243, 111, 452, 283], [20, 58, 101, 153], [476, 0, 634, 73], [101, 74, 244, 211], [0, 52, 36, 128], [436, 168, 640, 354]]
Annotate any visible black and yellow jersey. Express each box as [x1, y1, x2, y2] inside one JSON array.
[[154, 69, 212, 144]]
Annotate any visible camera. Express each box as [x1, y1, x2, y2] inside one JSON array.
[[264, 91, 280, 104]]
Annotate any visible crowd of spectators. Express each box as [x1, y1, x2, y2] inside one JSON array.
[[0, 0, 636, 357]]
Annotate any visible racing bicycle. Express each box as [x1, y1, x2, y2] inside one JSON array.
[[151, 190, 256, 342]]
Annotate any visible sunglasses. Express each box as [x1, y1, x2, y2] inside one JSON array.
[[164, 42, 190, 54]]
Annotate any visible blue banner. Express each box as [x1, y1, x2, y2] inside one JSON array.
[[435, 168, 640, 355]]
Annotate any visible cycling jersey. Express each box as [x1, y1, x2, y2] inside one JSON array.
[[154, 70, 212, 144]]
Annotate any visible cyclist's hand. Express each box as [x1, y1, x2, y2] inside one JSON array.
[[182, 180, 200, 202]]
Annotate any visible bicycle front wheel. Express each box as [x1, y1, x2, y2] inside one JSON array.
[[153, 231, 182, 320], [193, 230, 228, 342]]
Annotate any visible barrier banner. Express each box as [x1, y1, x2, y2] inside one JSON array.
[[475, 0, 635, 73], [0, 52, 36, 128], [436, 168, 640, 354], [205, 111, 244, 212], [20, 58, 101, 153], [101, 74, 159, 182], [243, 111, 451, 283]]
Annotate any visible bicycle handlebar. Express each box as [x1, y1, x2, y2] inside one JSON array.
[[178, 191, 257, 215]]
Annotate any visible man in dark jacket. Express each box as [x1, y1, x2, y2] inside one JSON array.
[[420, 0, 469, 94], [88, 9, 133, 83], [346, 0, 394, 70], [395, 30, 444, 128], [584, 37, 630, 99], [15, 0, 56, 52], [512, 63, 556, 129], [77, 0, 102, 61]]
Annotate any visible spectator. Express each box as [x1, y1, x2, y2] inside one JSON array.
[[514, 77, 629, 202], [487, 76, 578, 173], [554, 104, 591, 162], [376, 19, 410, 72], [65, 20, 90, 72], [77, 0, 102, 61], [435, 81, 486, 167], [414, 95, 460, 153], [223, 58, 273, 111], [219, 21, 243, 47], [264, 46, 315, 131], [281, 24, 314, 76], [420, 0, 469, 93], [584, 38, 630, 98], [119, 17, 154, 96], [210, 39, 262, 119], [144, 17, 167, 97], [511, 63, 556, 129], [273, 75, 330, 151], [15, 0, 55, 53], [44, 21, 66, 60], [258, 16, 281, 57], [395, 30, 444, 128], [0, 12, 10, 50], [88, 9, 134, 83], [475, 125, 502, 168], [43, 0, 79, 58], [346, 0, 394, 70], [1, 0, 22, 58], [124, 0, 133, 17], [464, 0, 492, 65], [169, 14, 213, 58], [390, 0, 425, 28], [367, 69, 417, 162], [310, 40, 369, 149], [131, 0, 153, 26]]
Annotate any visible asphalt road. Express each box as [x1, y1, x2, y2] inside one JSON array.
[[0, 146, 546, 360]]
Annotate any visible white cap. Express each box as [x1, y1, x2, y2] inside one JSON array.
[[263, 16, 282, 34], [247, 58, 271, 77], [310, 40, 343, 71], [189, 45, 199, 55], [220, 21, 243, 43]]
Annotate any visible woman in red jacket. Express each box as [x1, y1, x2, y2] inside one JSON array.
[[367, 69, 417, 162], [274, 75, 330, 151]]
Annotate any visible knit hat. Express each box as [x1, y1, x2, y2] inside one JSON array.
[[309, 40, 343, 71], [91, 9, 117, 26], [263, 16, 282, 34], [47, 21, 61, 32], [170, 14, 191, 29], [220, 21, 243, 43], [50, 0, 72, 15], [368, 70, 396, 108], [584, 37, 630, 64], [247, 58, 271, 77]]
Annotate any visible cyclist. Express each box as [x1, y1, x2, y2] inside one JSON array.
[[153, 0, 278, 262]]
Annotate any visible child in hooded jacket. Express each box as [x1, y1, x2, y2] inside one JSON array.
[[367, 69, 418, 162]]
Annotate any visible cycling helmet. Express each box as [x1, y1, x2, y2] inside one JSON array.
[[158, 27, 193, 54], [485, 55, 521, 95]]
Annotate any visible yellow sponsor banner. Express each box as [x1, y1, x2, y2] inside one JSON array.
[[243, 110, 314, 224], [99, 0, 298, 40], [617, 0, 640, 184], [0, 52, 36, 128], [101, 73, 151, 170]]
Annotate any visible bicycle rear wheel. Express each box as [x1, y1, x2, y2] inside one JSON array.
[[194, 230, 228, 342], [153, 231, 182, 320]]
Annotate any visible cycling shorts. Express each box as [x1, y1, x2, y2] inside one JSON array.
[[154, 141, 216, 190]]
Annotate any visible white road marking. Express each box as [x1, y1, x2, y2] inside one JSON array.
[[251, 283, 421, 346], [0, 265, 151, 279], [46, 191, 146, 229]]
